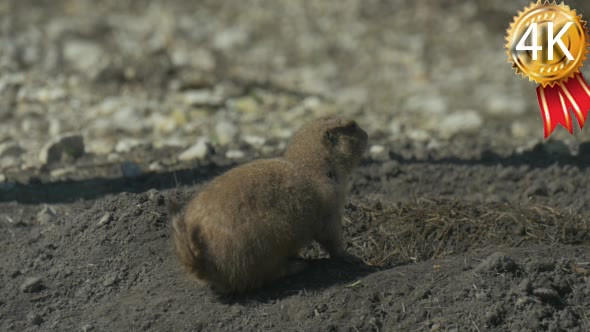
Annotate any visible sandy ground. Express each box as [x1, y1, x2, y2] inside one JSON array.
[[3, 0, 590, 331]]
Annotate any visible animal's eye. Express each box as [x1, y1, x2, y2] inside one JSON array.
[[324, 130, 339, 146]]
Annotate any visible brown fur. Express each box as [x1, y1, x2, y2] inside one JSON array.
[[171, 117, 368, 293]]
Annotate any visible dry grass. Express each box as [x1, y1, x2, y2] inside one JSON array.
[[343, 198, 590, 267]]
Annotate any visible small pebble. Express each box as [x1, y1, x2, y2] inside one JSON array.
[[243, 135, 266, 147], [179, 140, 211, 161], [532, 287, 560, 302], [50, 167, 75, 178], [81, 323, 94, 332], [115, 139, 150, 153], [37, 206, 57, 225], [515, 296, 536, 306], [439, 110, 483, 138], [0, 142, 24, 158], [473, 252, 518, 274], [21, 277, 44, 293], [215, 121, 238, 145], [226, 150, 245, 159], [98, 213, 112, 226], [26, 312, 43, 325], [146, 189, 160, 201], [148, 161, 163, 172], [102, 273, 118, 287], [369, 145, 385, 156], [39, 133, 84, 165]]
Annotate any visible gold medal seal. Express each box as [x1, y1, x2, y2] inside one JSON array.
[[505, 1, 590, 137]]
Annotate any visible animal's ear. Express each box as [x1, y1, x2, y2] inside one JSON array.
[[323, 128, 339, 146], [342, 120, 358, 130]]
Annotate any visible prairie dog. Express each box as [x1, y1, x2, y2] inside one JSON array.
[[171, 117, 368, 293]]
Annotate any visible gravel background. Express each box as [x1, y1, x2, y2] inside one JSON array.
[[2, 0, 590, 183]]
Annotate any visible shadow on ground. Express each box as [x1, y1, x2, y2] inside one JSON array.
[[2, 140, 590, 204], [217, 259, 380, 304]]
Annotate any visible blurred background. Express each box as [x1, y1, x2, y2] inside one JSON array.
[[1, 0, 590, 180]]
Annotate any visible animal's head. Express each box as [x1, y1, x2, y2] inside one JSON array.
[[285, 117, 368, 175]]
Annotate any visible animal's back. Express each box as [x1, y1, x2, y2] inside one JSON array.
[[183, 158, 320, 292]]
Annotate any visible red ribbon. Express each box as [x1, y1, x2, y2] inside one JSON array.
[[536, 73, 590, 138]]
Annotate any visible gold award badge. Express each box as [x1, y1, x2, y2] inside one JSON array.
[[506, 1, 590, 137]]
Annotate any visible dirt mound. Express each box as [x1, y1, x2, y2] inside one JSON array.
[[341, 199, 590, 266], [2, 190, 590, 331]]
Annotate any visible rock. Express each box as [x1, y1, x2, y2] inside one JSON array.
[[0, 156, 19, 169], [115, 139, 151, 153], [107, 153, 121, 162], [0, 142, 24, 158], [389, 121, 402, 136], [510, 122, 529, 138], [405, 93, 448, 114], [407, 129, 430, 142], [179, 140, 211, 161], [515, 296, 537, 306], [112, 107, 145, 133], [213, 28, 248, 50], [426, 139, 442, 150], [542, 140, 570, 157], [515, 278, 532, 294], [81, 323, 93, 332], [97, 213, 112, 226], [63, 40, 104, 73], [26, 312, 43, 325], [243, 135, 266, 147], [20, 157, 39, 171], [260, 145, 276, 155], [439, 110, 483, 138], [473, 252, 519, 274], [232, 96, 259, 113], [182, 90, 222, 106], [120, 162, 141, 178], [148, 161, 163, 172], [487, 96, 526, 115], [49, 119, 62, 136], [532, 287, 560, 302], [36, 88, 66, 103], [380, 160, 400, 177], [146, 189, 160, 202], [171, 109, 188, 126], [152, 113, 177, 134], [39, 134, 84, 164], [50, 167, 76, 178], [21, 277, 44, 293], [215, 121, 238, 145], [369, 145, 385, 156], [226, 150, 245, 159], [37, 206, 57, 225], [102, 272, 118, 287], [86, 140, 115, 155], [170, 47, 216, 71], [154, 138, 187, 150]]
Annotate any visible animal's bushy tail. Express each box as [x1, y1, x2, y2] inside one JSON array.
[[168, 195, 206, 279]]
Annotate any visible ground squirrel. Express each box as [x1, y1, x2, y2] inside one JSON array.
[[171, 117, 368, 293]]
